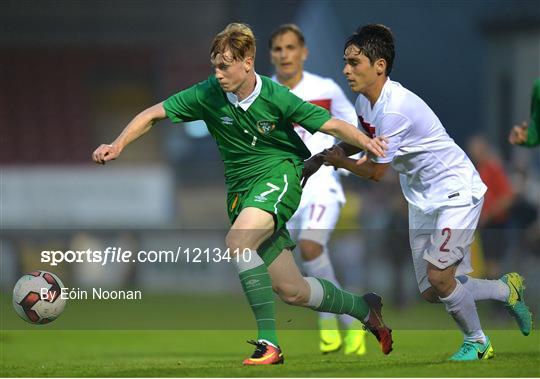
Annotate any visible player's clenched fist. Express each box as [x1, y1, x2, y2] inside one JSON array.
[[322, 145, 353, 169], [92, 143, 122, 164]]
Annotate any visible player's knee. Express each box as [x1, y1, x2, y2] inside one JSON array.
[[427, 270, 445, 291], [225, 230, 250, 253], [420, 287, 440, 303], [427, 269, 455, 295], [225, 228, 273, 252], [299, 240, 323, 261], [273, 283, 308, 306]]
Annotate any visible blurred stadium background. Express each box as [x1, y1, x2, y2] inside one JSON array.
[[1, 0, 539, 329]]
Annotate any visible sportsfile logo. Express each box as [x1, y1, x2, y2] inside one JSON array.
[[40, 247, 255, 266]]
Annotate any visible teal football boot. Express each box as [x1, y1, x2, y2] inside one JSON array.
[[449, 337, 494, 361], [500, 272, 532, 336]]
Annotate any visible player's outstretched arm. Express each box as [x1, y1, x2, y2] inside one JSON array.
[[323, 145, 390, 182], [301, 136, 388, 186], [92, 102, 167, 164], [319, 118, 388, 158]]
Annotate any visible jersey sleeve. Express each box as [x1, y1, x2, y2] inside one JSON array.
[[372, 113, 410, 164], [163, 83, 204, 123], [524, 78, 540, 147], [285, 91, 332, 134], [329, 81, 358, 126]]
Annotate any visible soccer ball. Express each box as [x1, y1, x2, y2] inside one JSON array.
[[12, 270, 66, 324]]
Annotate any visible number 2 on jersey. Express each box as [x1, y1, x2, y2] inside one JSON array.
[[439, 227, 452, 252]]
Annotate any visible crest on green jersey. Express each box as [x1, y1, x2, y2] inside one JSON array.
[[256, 120, 276, 135]]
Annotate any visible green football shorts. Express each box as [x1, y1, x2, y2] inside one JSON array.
[[226, 159, 302, 266]]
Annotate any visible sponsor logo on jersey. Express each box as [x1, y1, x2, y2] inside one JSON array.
[[448, 192, 460, 199], [221, 116, 234, 125], [291, 99, 331, 137], [254, 195, 268, 202], [256, 120, 276, 135]]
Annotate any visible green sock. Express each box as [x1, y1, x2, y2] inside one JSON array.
[[315, 278, 369, 322], [239, 264, 278, 346]]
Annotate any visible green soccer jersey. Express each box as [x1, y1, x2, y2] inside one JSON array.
[[163, 74, 331, 191]]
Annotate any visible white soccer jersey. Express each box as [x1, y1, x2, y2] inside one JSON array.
[[355, 79, 487, 212], [272, 71, 358, 204]]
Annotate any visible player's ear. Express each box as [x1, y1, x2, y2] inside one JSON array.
[[244, 56, 254, 72], [376, 58, 386, 75]]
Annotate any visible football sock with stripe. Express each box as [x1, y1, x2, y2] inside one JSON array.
[[236, 250, 278, 346], [303, 248, 355, 326], [305, 277, 369, 322]]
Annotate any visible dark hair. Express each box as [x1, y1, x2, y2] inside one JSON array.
[[345, 24, 395, 75], [268, 23, 305, 48]]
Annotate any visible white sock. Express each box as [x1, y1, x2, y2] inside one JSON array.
[[305, 277, 324, 308], [439, 280, 486, 343], [233, 249, 264, 273], [302, 247, 355, 326], [457, 275, 509, 302]]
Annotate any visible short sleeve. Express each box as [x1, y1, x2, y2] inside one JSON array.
[[285, 91, 332, 134], [372, 113, 410, 164], [163, 84, 204, 123]]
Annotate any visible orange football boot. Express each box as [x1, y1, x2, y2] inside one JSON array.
[[242, 340, 284, 365], [362, 292, 393, 355]]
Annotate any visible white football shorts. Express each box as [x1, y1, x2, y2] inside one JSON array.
[[287, 198, 342, 247], [409, 197, 484, 293]]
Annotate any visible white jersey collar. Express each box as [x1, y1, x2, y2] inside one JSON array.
[[226, 73, 262, 111], [271, 71, 305, 92], [373, 77, 392, 109]]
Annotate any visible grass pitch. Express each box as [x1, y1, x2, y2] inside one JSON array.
[[1, 330, 539, 377], [1, 293, 538, 377]]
